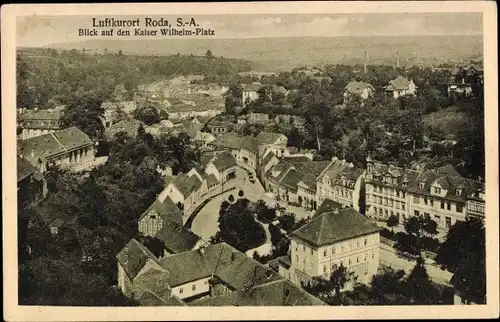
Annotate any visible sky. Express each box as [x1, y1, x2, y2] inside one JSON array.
[[17, 13, 483, 47]]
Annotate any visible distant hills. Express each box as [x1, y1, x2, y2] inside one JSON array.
[[40, 35, 483, 71]]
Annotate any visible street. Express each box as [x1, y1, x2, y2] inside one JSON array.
[[379, 243, 453, 285], [191, 166, 314, 241]]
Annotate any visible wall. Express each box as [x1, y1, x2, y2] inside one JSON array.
[[171, 277, 211, 300], [138, 211, 164, 237], [158, 183, 185, 205], [117, 263, 133, 297], [365, 182, 409, 222], [408, 192, 466, 229]]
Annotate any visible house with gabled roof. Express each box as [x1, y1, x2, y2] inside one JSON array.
[[255, 131, 288, 158], [204, 151, 237, 185], [17, 155, 47, 205], [316, 157, 365, 212], [17, 126, 95, 174], [343, 81, 375, 104], [407, 164, 485, 230], [138, 197, 183, 237], [154, 220, 207, 257], [116, 241, 324, 306], [17, 107, 64, 140], [242, 82, 262, 106], [384, 76, 417, 99], [286, 207, 381, 288]]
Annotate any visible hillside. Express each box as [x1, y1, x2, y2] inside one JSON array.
[[41, 35, 483, 71]]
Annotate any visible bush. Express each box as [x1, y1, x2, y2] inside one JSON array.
[[380, 228, 395, 240], [394, 232, 419, 256], [421, 236, 440, 252]]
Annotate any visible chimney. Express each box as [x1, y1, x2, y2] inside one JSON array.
[[231, 251, 237, 262], [364, 51, 367, 74], [199, 245, 205, 254], [396, 51, 400, 69]]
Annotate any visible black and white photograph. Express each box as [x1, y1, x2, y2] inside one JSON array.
[[2, 1, 498, 320]]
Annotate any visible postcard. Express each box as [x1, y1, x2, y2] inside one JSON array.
[[2, 1, 498, 321]]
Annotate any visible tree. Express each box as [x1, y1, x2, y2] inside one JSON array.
[[118, 49, 123, 56], [133, 106, 160, 125], [277, 212, 296, 233], [302, 263, 356, 302], [436, 217, 485, 303], [205, 49, 213, 59], [403, 257, 441, 304], [370, 266, 408, 304], [387, 214, 399, 232]]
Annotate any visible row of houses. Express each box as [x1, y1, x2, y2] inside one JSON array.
[[261, 152, 485, 232]]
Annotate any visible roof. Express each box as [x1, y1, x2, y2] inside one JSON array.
[[18, 126, 93, 166], [17, 156, 37, 182], [212, 152, 237, 172], [272, 85, 287, 94], [291, 208, 381, 247], [138, 198, 183, 225], [209, 133, 242, 150], [18, 108, 63, 121], [313, 199, 344, 218], [366, 162, 420, 190], [385, 76, 416, 91], [344, 81, 375, 94], [190, 279, 325, 306], [137, 290, 186, 306], [241, 136, 259, 154], [155, 220, 202, 254], [105, 119, 144, 139], [242, 82, 262, 92], [255, 131, 286, 145], [282, 156, 311, 163], [409, 165, 484, 203], [279, 169, 304, 192], [262, 151, 278, 167], [207, 173, 219, 187], [171, 174, 203, 198], [116, 238, 161, 279]]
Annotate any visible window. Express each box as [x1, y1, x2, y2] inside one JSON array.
[[204, 280, 208, 285], [447, 203, 451, 211], [296, 255, 298, 263], [402, 204, 405, 211], [435, 187, 442, 194], [179, 288, 183, 294], [385, 210, 388, 217], [323, 265, 327, 273], [356, 240, 360, 248], [332, 246, 336, 255], [374, 207, 378, 214], [372, 252, 375, 259], [430, 199, 434, 207], [456, 204, 463, 213], [364, 253, 367, 261], [379, 208, 383, 215], [303, 245, 305, 252], [425, 213, 430, 220], [396, 190, 400, 197], [441, 202, 445, 209], [446, 217, 452, 229], [413, 196, 420, 204], [311, 249, 314, 255], [356, 257, 359, 263], [414, 210, 420, 217], [364, 238, 367, 246], [150, 215, 156, 219], [192, 284, 196, 291], [424, 197, 428, 205], [434, 215, 440, 223], [348, 258, 352, 265], [324, 249, 327, 257]]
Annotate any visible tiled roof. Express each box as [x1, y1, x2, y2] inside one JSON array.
[[137, 289, 186, 306], [409, 165, 484, 203], [172, 174, 203, 198], [190, 279, 325, 306], [105, 119, 144, 139], [17, 156, 37, 182], [385, 76, 416, 91], [366, 162, 420, 189], [291, 208, 381, 247], [18, 126, 93, 166], [242, 82, 262, 92], [116, 238, 161, 279], [345, 81, 375, 94], [241, 136, 259, 154], [212, 152, 237, 172], [262, 151, 278, 167], [279, 169, 304, 192], [256, 131, 286, 145], [138, 198, 183, 224], [207, 173, 219, 187], [18, 108, 63, 121], [313, 198, 343, 218], [282, 156, 311, 163], [155, 220, 202, 254], [209, 133, 242, 150]]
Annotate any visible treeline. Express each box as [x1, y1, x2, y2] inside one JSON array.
[[16, 47, 253, 109], [224, 64, 484, 178]]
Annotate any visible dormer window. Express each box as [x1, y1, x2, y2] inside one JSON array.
[[456, 189, 462, 196], [419, 182, 425, 189]]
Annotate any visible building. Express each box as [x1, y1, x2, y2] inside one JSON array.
[[384, 76, 418, 99], [17, 126, 95, 174], [316, 157, 365, 211], [247, 113, 270, 125], [255, 131, 288, 158], [154, 220, 207, 257], [116, 241, 324, 306], [364, 160, 420, 222], [193, 131, 216, 146], [282, 207, 380, 288], [204, 152, 237, 185], [447, 65, 483, 97], [407, 165, 485, 230], [343, 81, 375, 104], [138, 198, 183, 237], [466, 187, 485, 220], [17, 155, 47, 205], [242, 82, 262, 106], [157, 172, 204, 223], [104, 119, 144, 140], [17, 107, 64, 140], [207, 120, 234, 136]]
